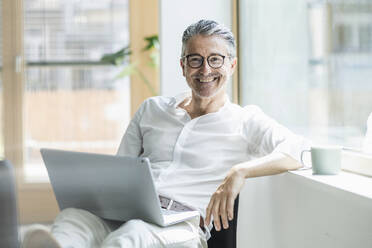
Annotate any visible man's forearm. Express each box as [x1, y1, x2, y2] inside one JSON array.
[[233, 152, 302, 179], [205, 152, 302, 229]]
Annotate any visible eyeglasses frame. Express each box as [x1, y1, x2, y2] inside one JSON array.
[[181, 53, 231, 69]]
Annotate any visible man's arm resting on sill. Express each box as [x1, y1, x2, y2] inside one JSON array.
[[205, 152, 302, 231]]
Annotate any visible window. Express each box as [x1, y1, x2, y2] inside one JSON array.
[[23, 0, 130, 182], [239, 0, 372, 173]]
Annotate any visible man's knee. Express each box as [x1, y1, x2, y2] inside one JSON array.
[[124, 219, 146, 227], [56, 207, 104, 226], [120, 219, 150, 233], [53, 208, 112, 247]]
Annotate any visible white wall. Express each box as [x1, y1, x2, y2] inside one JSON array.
[[237, 173, 372, 248], [159, 0, 232, 97]]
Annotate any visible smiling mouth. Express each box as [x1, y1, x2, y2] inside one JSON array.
[[196, 77, 219, 83]]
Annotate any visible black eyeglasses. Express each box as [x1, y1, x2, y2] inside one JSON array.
[[182, 54, 227, 69]]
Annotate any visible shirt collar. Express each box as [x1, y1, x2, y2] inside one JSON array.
[[169, 91, 192, 108], [168, 91, 231, 112]]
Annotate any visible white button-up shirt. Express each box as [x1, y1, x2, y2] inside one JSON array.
[[117, 92, 308, 218]]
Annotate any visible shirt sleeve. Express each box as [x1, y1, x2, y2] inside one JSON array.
[[116, 101, 146, 157], [242, 105, 311, 165]]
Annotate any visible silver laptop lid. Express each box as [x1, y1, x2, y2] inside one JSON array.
[[40, 148, 164, 225]]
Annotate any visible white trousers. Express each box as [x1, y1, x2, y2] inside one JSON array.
[[51, 208, 208, 248]]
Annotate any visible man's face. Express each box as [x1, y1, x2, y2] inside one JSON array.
[[180, 35, 237, 99]]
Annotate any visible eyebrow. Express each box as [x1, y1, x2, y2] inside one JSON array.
[[186, 53, 224, 57]]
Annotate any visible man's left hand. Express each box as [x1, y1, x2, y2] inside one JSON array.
[[205, 166, 245, 231]]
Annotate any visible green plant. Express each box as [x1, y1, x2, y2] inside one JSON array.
[[101, 35, 159, 95]]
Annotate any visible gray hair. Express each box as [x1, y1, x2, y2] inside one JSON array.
[[181, 19, 236, 58]]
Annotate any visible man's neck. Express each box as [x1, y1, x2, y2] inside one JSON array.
[[181, 91, 226, 119]]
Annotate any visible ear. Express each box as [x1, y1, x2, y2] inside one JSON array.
[[229, 57, 237, 76], [180, 58, 186, 77]]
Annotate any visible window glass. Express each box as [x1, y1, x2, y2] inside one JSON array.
[[23, 0, 130, 182], [239, 0, 372, 149]]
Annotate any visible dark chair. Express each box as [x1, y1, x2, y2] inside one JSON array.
[[207, 196, 239, 248], [0, 160, 20, 248]]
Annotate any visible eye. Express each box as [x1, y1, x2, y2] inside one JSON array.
[[209, 56, 222, 63], [189, 56, 202, 62], [187, 55, 203, 67]]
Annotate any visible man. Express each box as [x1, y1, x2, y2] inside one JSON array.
[[23, 19, 308, 248]]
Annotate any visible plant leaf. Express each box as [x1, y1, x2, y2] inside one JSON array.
[[143, 35, 159, 51], [101, 45, 132, 65]]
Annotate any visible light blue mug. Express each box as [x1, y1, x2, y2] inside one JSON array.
[[301, 145, 342, 175]]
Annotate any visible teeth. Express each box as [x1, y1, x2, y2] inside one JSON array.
[[198, 77, 215, 83]]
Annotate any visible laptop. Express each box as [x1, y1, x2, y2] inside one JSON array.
[[40, 148, 200, 227]]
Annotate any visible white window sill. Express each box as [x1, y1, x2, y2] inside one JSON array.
[[342, 150, 372, 177], [289, 169, 372, 200]]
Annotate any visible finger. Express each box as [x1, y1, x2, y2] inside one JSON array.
[[226, 195, 235, 221], [219, 195, 229, 229], [205, 197, 215, 225], [212, 198, 221, 231]]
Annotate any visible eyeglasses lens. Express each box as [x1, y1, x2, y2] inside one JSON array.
[[187, 54, 224, 69]]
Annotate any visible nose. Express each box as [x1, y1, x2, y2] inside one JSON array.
[[199, 60, 212, 75]]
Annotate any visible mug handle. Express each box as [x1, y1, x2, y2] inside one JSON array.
[[300, 150, 312, 170]]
